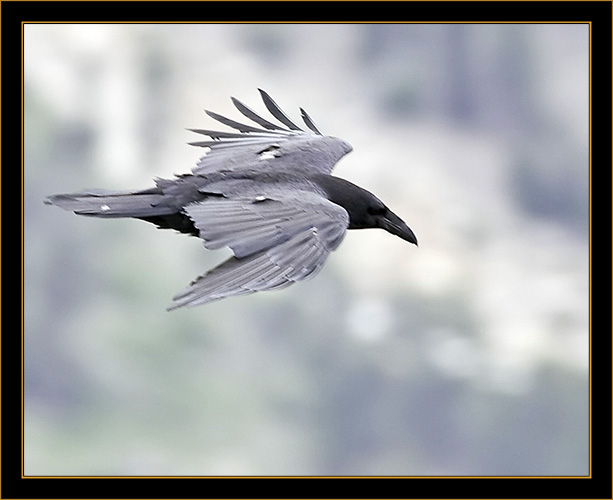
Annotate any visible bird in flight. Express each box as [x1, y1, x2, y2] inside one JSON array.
[[45, 89, 417, 310]]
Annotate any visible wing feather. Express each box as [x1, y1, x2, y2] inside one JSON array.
[[168, 227, 336, 309], [300, 107, 323, 135], [188, 128, 277, 140], [231, 96, 286, 131], [257, 89, 303, 131], [184, 191, 348, 258], [190, 90, 353, 175], [205, 110, 272, 134], [169, 192, 349, 309]]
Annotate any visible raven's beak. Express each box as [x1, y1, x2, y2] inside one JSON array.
[[380, 210, 418, 246]]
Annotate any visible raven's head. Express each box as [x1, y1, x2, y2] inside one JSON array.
[[353, 196, 418, 246], [316, 175, 418, 246]]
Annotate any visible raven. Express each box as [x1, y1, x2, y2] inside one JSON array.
[[45, 89, 417, 309]]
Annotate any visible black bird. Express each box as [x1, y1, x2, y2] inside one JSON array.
[[45, 89, 417, 309]]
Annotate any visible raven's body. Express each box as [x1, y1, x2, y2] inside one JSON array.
[[46, 90, 417, 309]]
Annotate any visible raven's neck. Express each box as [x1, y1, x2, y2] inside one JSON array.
[[310, 174, 378, 228]]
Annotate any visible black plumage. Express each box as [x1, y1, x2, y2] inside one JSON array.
[[45, 89, 417, 309]]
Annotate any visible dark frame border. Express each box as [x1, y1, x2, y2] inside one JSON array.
[[5, 1, 611, 499]]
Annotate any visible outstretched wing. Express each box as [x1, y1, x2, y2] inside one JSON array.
[[189, 89, 353, 176], [168, 191, 349, 309]]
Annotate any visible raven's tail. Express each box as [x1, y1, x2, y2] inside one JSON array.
[[44, 187, 169, 219]]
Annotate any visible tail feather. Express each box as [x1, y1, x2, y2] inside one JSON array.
[[44, 188, 169, 218]]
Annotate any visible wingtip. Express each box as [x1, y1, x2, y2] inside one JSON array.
[[300, 107, 323, 135], [257, 88, 303, 131], [256, 88, 268, 101]]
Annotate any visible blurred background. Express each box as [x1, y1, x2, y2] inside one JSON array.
[[24, 23, 589, 476]]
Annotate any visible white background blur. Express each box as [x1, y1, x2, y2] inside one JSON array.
[[24, 23, 589, 476]]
